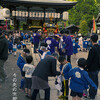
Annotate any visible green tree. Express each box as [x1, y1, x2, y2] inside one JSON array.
[[97, 0, 100, 3], [68, 0, 98, 32], [79, 20, 89, 36]]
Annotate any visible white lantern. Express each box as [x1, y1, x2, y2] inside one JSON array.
[[33, 12, 35, 17], [46, 12, 48, 18], [3, 8, 10, 18], [52, 13, 54, 17], [29, 12, 31, 17], [39, 12, 41, 17], [25, 11, 29, 17], [19, 11, 21, 16], [12, 10, 15, 16], [58, 13, 60, 18], [49, 13, 51, 17], [63, 12, 68, 20], [16, 11, 18, 16], [55, 13, 57, 18], [36, 12, 38, 17]]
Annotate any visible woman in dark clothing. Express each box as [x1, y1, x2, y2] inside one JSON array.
[[31, 53, 60, 100]]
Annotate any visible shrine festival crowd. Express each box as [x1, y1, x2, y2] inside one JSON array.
[[0, 29, 100, 100]]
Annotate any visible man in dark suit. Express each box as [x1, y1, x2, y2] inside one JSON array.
[[31, 53, 60, 100]]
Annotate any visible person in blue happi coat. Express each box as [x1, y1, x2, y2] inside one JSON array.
[[17, 43, 21, 49], [83, 37, 88, 52], [25, 33, 29, 42], [33, 30, 41, 53], [30, 34, 33, 43], [87, 39, 92, 51], [58, 56, 72, 100], [73, 38, 80, 58], [68, 58, 97, 100], [45, 32, 59, 54], [17, 49, 30, 90], [8, 39, 13, 54], [21, 41, 26, 49], [60, 29, 73, 63], [20, 32, 24, 41], [37, 42, 51, 60], [57, 31, 67, 56], [30, 34, 34, 48], [98, 40, 100, 45]]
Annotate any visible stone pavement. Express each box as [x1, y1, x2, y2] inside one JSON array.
[[0, 43, 100, 100]]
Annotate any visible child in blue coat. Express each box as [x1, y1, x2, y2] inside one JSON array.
[[58, 56, 72, 100], [37, 43, 51, 60], [21, 41, 26, 49], [73, 39, 80, 58], [17, 43, 21, 49], [13, 42, 17, 56], [68, 58, 97, 100], [83, 38, 88, 52], [17, 49, 30, 90], [8, 39, 13, 54]]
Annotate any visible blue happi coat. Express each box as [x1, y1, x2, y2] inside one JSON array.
[[73, 40, 80, 54], [65, 35, 73, 55], [60, 63, 72, 80], [58, 36, 67, 55], [8, 41, 13, 49], [98, 40, 100, 45], [17, 54, 26, 72], [38, 50, 51, 60], [33, 33, 41, 44], [45, 37, 59, 54], [83, 40, 88, 48], [68, 67, 97, 93]]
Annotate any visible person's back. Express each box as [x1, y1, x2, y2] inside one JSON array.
[[23, 64, 35, 78], [31, 53, 60, 100], [69, 67, 90, 93], [33, 32, 41, 44], [45, 37, 58, 54], [73, 39, 80, 54], [0, 34, 8, 61], [33, 56, 59, 81], [65, 35, 73, 56], [83, 40, 88, 48], [23, 55, 35, 98], [33, 57, 56, 81], [68, 58, 97, 100]]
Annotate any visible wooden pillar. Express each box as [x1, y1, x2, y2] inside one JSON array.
[[60, 11, 63, 29], [55, 9, 57, 24], [60, 12, 63, 20], [43, 8, 46, 23]]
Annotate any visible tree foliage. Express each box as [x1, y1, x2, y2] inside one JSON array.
[[68, 0, 98, 32], [79, 20, 89, 36]]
